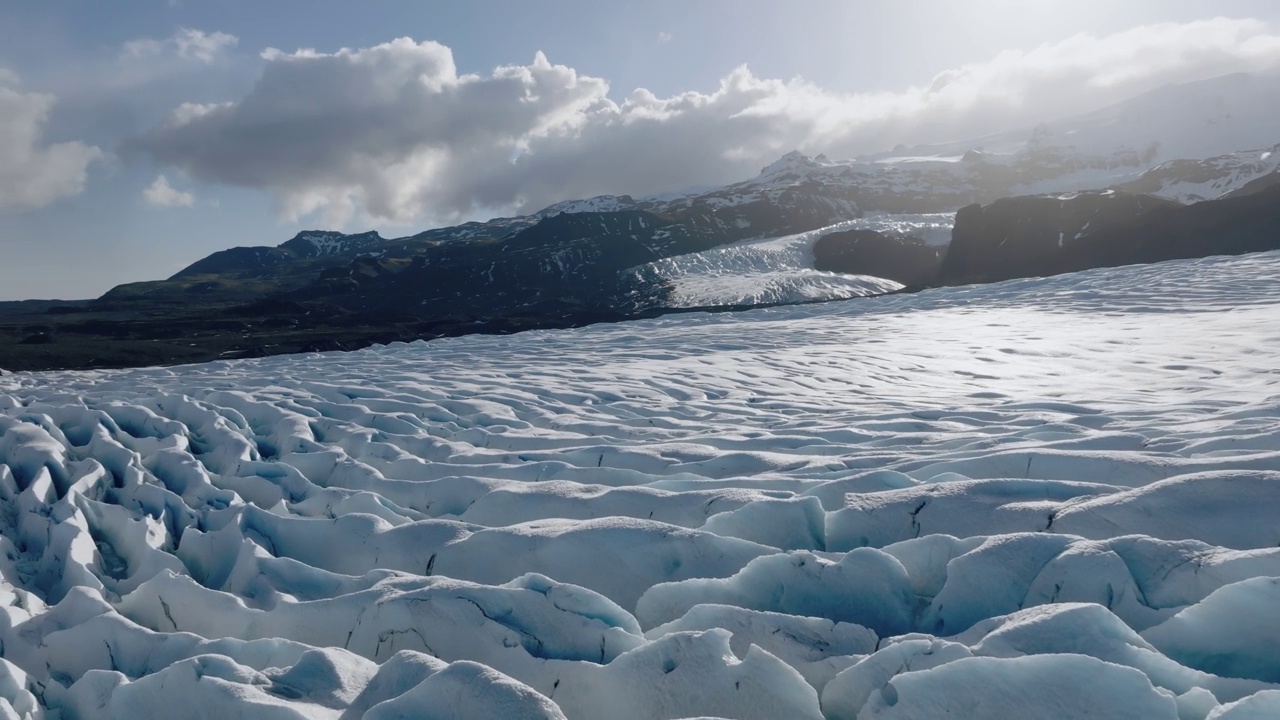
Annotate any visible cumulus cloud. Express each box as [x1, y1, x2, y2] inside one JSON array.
[[135, 39, 610, 225], [142, 174, 195, 207], [124, 28, 238, 64], [133, 18, 1280, 226], [0, 73, 102, 211], [657, 31, 674, 44]]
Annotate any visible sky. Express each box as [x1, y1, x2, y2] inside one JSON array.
[[3, 0, 1280, 300]]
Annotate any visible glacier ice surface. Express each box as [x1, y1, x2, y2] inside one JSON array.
[[2, 250, 1280, 717]]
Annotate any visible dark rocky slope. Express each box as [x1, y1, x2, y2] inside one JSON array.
[[937, 184, 1280, 286], [812, 231, 944, 287]]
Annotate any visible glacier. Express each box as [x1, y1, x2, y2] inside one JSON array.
[[1, 250, 1280, 718], [628, 214, 951, 307]]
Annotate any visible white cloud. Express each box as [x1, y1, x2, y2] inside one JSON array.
[[657, 31, 674, 44], [133, 18, 1280, 227], [175, 28, 239, 63], [0, 73, 102, 211], [124, 28, 238, 64], [142, 174, 195, 207]]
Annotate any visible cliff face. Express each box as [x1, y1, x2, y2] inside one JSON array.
[[938, 184, 1280, 286], [1069, 183, 1280, 271], [812, 230, 944, 287], [938, 192, 1176, 285]]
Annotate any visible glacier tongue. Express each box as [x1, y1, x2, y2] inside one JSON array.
[[2, 250, 1280, 718], [629, 214, 953, 308]]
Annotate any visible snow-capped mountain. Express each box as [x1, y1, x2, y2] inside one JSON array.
[[536, 194, 640, 217], [156, 72, 1280, 299], [167, 68, 1280, 287], [1118, 145, 1280, 203], [279, 229, 388, 258], [65, 140, 1280, 370], [22, 68, 1279, 373], [4, 249, 1280, 717], [168, 230, 390, 280]]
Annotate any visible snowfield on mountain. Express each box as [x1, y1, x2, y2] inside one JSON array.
[[2, 249, 1279, 719]]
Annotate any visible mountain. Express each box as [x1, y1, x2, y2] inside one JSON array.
[[170, 231, 392, 280], [277, 229, 388, 258], [6, 71, 1280, 372], [297, 210, 690, 319], [170, 245, 297, 278], [137, 67, 1280, 310], [112, 143, 1208, 311], [1115, 145, 1280, 203], [12, 141, 1278, 371], [535, 194, 639, 216]]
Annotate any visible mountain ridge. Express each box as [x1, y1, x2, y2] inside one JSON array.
[[5, 70, 1280, 372]]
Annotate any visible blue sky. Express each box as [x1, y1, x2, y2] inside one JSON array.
[[3, 0, 1280, 300]]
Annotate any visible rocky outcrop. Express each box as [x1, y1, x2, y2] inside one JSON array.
[[937, 192, 1178, 285], [938, 184, 1280, 286], [1070, 182, 1280, 270], [812, 230, 944, 287]]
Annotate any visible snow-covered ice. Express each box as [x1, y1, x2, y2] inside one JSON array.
[[2, 250, 1280, 718]]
